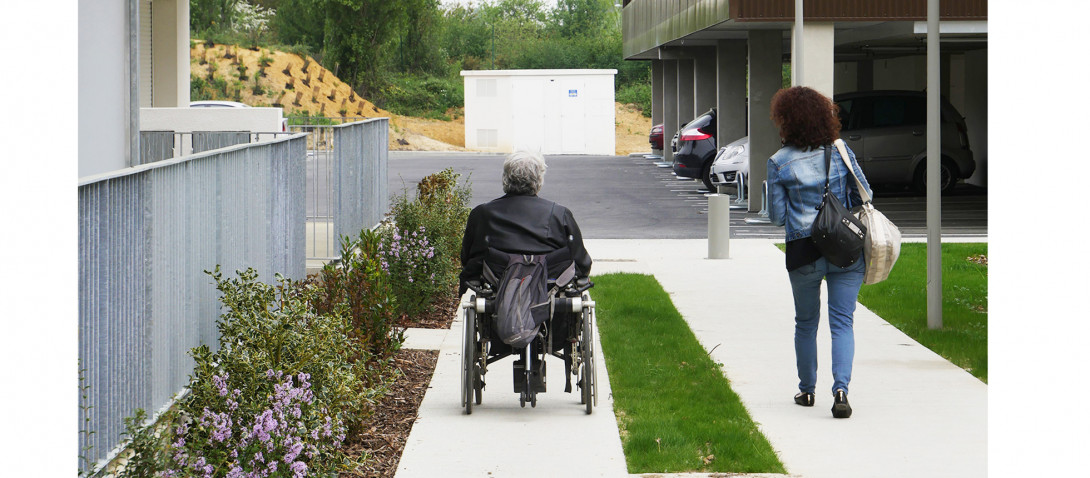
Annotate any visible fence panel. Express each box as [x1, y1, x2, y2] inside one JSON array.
[[78, 134, 307, 471], [297, 118, 389, 261]]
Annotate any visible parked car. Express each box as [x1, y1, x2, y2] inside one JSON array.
[[649, 124, 664, 151], [670, 108, 718, 190], [836, 90, 973, 192], [190, 100, 289, 132], [707, 91, 975, 194], [709, 135, 749, 191]]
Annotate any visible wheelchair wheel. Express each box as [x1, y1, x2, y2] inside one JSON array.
[[462, 306, 476, 415], [580, 296, 596, 415]]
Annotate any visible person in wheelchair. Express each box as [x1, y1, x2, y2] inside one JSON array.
[[458, 150, 594, 410], [459, 150, 592, 296]]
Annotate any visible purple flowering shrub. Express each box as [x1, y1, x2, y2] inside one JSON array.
[[378, 225, 447, 316], [387, 168, 471, 314], [141, 267, 399, 476], [162, 370, 347, 477]]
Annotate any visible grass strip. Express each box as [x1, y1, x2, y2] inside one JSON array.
[[592, 273, 786, 474], [774, 242, 988, 382]]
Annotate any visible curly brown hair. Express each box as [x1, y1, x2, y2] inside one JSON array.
[[770, 86, 841, 150]]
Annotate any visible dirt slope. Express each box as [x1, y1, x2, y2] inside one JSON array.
[[191, 42, 650, 155]]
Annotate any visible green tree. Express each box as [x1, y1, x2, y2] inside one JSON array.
[[191, 0, 242, 33], [396, 0, 445, 74], [550, 0, 612, 38], [323, 0, 408, 97], [271, 0, 326, 54]]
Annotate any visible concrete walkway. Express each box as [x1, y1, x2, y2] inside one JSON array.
[[397, 238, 987, 478]]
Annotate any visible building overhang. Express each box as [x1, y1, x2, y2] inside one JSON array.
[[622, 0, 987, 61]]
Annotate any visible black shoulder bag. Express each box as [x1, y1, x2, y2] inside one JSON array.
[[810, 145, 867, 268]]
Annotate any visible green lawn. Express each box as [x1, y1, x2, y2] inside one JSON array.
[[775, 242, 988, 382], [591, 273, 786, 474]]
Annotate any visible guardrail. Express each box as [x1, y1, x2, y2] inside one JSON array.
[[77, 134, 307, 471]]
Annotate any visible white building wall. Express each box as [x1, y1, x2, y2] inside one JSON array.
[[873, 56, 926, 90], [141, 107, 283, 133], [462, 69, 616, 155], [79, 0, 131, 177], [834, 62, 858, 94]]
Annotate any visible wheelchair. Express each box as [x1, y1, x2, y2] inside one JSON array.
[[460, 271, 597, 415]]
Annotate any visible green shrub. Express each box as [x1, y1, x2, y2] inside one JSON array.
[[616, 82, 652, 117], [115, 264, 394, 476], [377, 224, 449, 317], [380, 74, 463, 119], [312, 229, 404, 362], [386, 168, 472, 313]]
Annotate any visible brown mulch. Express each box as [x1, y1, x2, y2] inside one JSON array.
[[341, 348, 439, 477], [395, 289, 457, 329]]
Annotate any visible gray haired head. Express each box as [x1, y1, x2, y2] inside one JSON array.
[[502, 150, 547, 195]]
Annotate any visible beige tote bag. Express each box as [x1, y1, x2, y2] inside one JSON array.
[[834, 139, 902, 284]]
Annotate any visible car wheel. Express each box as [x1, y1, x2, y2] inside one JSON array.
[[913, 159, 957, 194], [700, 161, 715, 191]]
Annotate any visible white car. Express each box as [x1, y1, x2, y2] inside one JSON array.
[[189, 100, 288, 132], [709, 136, 749, 191]]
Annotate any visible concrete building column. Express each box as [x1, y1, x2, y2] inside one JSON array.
[[651, 60, 664, 138], [792, 22, 835, 97], [677, 59, 695, 124], [662, 60, 678, 164], [747, 30, 783, 212], [694, 53, 717, 115], [151, 0, 189, 107], [716, 40, 747, 148]]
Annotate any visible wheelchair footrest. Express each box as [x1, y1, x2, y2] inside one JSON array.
[[513, 359, 546, 393]]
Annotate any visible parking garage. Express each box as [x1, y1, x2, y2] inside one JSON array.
[[620, 0, 988, 212]]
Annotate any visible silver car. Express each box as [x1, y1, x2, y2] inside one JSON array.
[[710, 90, 975, 193], [709, 136, 749, 192]]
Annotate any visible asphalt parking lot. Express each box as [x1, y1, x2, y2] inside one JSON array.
[[388, 152, 988, 239]]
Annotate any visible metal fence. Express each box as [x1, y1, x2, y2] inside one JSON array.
[[77, 134, 307, 470], [293, 118, 389, 261], [137, 131, 291, 165]]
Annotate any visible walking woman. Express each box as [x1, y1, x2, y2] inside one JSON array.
[[766, 86, 872, 418]]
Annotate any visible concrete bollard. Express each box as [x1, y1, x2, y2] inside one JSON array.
[[707, 192, 731, 259]]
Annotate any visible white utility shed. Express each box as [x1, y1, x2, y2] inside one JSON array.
[[461, 69, 617, 155]]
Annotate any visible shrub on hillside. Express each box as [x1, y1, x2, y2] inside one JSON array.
[[617, 82, 652, 118], [380, 74, 464, 120]]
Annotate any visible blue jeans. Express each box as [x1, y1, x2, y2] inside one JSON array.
[[788, 254, 865, 396]]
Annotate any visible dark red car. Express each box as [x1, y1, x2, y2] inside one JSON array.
[[649, 124, 664, 150]]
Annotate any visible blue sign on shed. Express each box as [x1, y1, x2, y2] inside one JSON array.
[[568, 89, 578, 97]]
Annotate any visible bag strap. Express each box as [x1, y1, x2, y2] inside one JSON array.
[[822, 145, 833, 193], [833, 139, 872, 204]]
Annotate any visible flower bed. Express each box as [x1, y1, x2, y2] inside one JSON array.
[[96, 170, 470, 477]]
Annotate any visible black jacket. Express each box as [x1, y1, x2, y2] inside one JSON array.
[[459, 194, 592, 295]]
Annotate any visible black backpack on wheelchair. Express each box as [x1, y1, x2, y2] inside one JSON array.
[[483, 248, 577, 349]]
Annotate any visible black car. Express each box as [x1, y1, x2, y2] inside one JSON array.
[[671, 108, 718, 190]]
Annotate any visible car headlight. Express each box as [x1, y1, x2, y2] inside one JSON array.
[[725, 144, 746, 163]]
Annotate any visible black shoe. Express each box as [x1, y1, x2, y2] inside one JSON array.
[[794, 392, 814, 407], [832, 389, 852, 418]]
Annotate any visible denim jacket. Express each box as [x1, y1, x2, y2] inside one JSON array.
[[766, 143, 872, 242]]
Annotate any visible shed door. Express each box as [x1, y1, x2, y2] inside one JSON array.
[[511, 78, 545, 153], [561, 79, 586, 154]]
